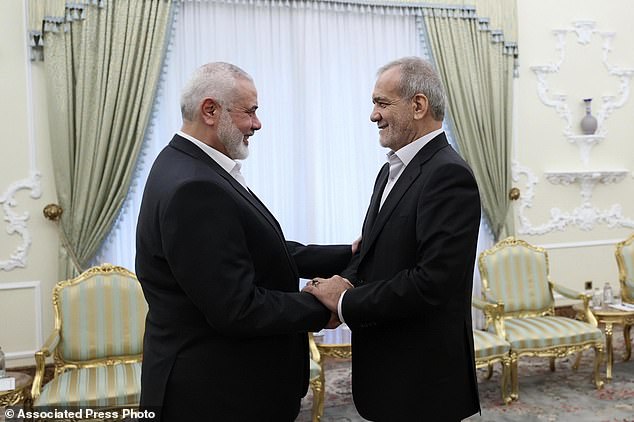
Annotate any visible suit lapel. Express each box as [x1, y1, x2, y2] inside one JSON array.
[[169, 135, 298, 276], [359, 134, 450, 262], [362, 163, 389, 237]]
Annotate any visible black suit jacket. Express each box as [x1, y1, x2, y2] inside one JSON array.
[[135, 135, 351, 421], [341, 133, 481, 421]]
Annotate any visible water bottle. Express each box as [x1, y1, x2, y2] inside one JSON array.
[[592, 288, 602, 308], [0, 346, 6, 378], [603, 282, 613, 305]]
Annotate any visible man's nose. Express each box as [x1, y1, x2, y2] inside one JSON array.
[[252, 115, 262, 131]]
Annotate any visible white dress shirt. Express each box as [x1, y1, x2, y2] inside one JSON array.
[[177, 131, 249, 191], [337, 128, 445, 323]]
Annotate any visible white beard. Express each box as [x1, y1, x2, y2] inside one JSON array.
[[218, 110, 249, 160]]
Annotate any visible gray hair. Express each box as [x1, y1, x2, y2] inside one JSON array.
[[377, 57, 446, 121], [180, 62, 253, 121]]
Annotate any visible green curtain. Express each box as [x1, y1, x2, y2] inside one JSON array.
[[423, 7, 515, 239], [39, 0, 173, 278], [386, 0, 517, 44]]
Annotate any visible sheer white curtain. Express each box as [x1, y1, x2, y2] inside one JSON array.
[[95, 0, 424, 343]]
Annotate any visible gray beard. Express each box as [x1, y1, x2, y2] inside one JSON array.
[[218, 111, 249, 160]]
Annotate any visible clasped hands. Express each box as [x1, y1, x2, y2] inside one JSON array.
[[302, 275, 353, 329]]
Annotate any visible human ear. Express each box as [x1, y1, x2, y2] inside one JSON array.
[[201, 98, 221, 124], [412, 94, 428, 120]]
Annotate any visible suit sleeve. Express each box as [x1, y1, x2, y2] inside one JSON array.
[[341, 162, 481, 328], [286, 241, 352, 280], [161, 180, 329, 337], [340, 252, 361, 284]]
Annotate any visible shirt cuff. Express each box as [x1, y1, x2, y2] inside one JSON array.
[[337, 290, 347, 324]]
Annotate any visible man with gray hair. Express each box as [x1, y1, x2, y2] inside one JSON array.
[[136, 62, 353, 421], [304, 57, 482, 420]]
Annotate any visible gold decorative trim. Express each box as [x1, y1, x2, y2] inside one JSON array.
[[316, 344, 352, 359], [615, 233, 634, 303], [479, 237, 558, 319], [31, 264, 143, 402], [478, 237, 606, 399]]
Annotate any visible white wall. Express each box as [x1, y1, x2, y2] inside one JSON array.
[[1, 0, 633, 367], [0, 0, 58, 367], [515, 0, 634, 293]]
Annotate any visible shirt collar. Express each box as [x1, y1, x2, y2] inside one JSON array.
[[390, 127, 444, 166], [177, 131, 240, 175]]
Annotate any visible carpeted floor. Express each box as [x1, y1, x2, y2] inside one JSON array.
[[298, 332, 634, 421]]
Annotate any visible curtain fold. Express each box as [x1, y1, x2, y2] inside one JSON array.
[[41, 0, 173, 278], [423, 7, 515, 239]]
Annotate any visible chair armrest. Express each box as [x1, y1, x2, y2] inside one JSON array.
[[550, 282, 597, 326], [550, 282, 585, 300], [31, 330, 60, 401], [472, 298, 506, 339]]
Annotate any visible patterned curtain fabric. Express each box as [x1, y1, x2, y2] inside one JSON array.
[[366, 0, 518, 44], [423, 7, 516, 239], [32, 0, 173, 278]]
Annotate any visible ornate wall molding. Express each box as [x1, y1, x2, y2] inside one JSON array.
[[530, 20, 634, 164], [513, 162, 634, 234], [0, 173, 42, 271], [1, 7, 42, 271]]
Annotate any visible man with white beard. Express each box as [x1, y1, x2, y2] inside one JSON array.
[[135, 62, 353, 421]]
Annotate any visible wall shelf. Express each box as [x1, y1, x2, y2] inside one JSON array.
[[564, 134, 605, 165]]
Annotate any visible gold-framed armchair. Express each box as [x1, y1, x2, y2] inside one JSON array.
[[615, 232, 634, 359], [31, 264, 148, 410], [472, 298, 511, 404], [478, 237, 604, 400], [308, 333, 325, 422]]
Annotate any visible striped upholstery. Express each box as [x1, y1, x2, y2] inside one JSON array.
[[480, 241, 553, 314], [473, 330, 510, 360], [56, 273, 147, 361], [34, 362, 141, 407], [32, 265, 147, 409], [616, 234, 634, 303], [478, 238, 604, 400], [502, 317, 603, 350]]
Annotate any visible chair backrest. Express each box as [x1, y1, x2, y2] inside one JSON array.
[[479, 237, 554, 316], [616, 233, 634, 304], [53, 264, 148, 363]]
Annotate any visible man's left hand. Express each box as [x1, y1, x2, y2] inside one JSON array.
[[303, 275, 353, 312]]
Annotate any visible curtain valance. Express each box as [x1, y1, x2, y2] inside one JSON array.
[[28, 0, 516, 63]]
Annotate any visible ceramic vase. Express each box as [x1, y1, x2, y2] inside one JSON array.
[[580, 98, 598, 135]]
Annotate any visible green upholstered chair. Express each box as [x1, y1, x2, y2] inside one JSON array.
[[472, 298, 512, 404], [308, 333, 325, 422], [615, 233, 634, 360], [478, 237, 604, 400], [31, 264, 147, 410]]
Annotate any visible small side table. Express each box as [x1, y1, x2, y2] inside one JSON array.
[[573, 303, 634, 380], [0, 372, 32, 407]]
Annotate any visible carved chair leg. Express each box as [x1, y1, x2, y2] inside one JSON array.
[[572, 351, 582, 371], [549, 357, 556, 372], [501, 358, 512, 404], [624, 324, 632, 361], [593, 345, 605, 390], [310, 376, 324, 422], [485, 363, 493, 380], [510, 354, 519, 401]]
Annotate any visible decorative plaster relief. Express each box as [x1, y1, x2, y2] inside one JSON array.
[[530, 20, 634, 164], [0, 172, 42, 271], [513, 163, 634, 234]]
